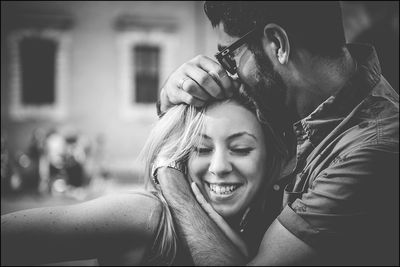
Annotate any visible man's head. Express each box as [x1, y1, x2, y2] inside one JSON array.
[[205, 1, 346, 58], [204, 1, 347, 124]]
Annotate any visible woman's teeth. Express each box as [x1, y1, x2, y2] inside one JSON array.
[[209, 183, 240, 195]]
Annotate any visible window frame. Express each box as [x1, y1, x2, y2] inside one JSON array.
[[133, 44, 161, 104], [7, 29, 70, 120], [117, 30, 178, 121]]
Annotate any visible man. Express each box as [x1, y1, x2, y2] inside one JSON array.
[[155, 2, 399, 265]]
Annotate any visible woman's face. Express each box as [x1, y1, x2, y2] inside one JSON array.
[[188, 101, 267, 219]]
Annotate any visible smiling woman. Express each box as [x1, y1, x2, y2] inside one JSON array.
[[1, 86, 285, 266], [140, 85, 287, 262], [188, 101, 267, 220]]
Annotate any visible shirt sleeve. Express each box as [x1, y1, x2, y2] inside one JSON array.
[[277, 142, 399, 250]]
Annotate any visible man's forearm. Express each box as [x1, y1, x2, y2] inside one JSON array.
[[157, 168, 246, 266]]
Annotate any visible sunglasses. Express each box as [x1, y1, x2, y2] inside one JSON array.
[[215, 27, 258, 75]]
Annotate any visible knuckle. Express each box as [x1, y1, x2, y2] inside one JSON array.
[[185, 94, 194, 104], [218, 70, 228, 79], [183, 82, 195, 93], [198, 74, 210, 86], [214, 68, 227, 79], [179, 63, 190, 72], [194, 54, 204, 62], [185, 61, 195, 68]]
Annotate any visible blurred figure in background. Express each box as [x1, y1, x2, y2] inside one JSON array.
[[39, 128, 94, 199], [1, 136, 14, 195]]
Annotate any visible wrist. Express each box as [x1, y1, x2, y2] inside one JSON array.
[[151, 159, 186, 185]]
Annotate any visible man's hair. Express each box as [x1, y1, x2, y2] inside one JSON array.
[[204, 1, 346, 58]]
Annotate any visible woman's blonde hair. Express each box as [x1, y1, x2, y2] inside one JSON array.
[[139, 88, 288, 264], [139, 104, 206, 265]]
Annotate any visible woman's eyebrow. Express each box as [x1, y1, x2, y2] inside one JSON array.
[[201, 132, 257, 141], [228, 132, 257, 141]]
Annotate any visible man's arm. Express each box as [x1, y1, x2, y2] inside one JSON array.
[[157, 168, 247, 265], [157, 168, 318, 266], [247, 219, 318, 266]]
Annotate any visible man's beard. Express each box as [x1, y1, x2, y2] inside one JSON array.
[[247, 45, 290, 136]]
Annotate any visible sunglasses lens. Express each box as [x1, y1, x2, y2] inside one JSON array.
[[221, 56, 236, 75]]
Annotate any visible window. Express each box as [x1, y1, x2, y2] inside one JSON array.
[[7, 29, 70, 120], [133, 45, 160, 103], [19, 37, 57, 105], [117, 29, 178, 121]]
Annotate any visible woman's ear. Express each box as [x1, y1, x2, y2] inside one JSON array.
[[263, 23, 290, 65]]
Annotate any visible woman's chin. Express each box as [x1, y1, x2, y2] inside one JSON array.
[[212, 204, 240, 219]]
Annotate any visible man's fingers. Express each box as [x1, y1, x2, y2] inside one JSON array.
[[207, 70, 234, 98], [190, 182, 249, 258], [185, 67, 223, 99], [180, 92, 206, 107], [166, 83, 206, 107], [191, 182, 227, 225], [191, 181, 208, 206], [179, 73, 213, 101], [159, 55, 237, 112], [194, 55, 234, 97]]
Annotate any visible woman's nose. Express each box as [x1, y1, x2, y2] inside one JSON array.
[[208, 149, 232, 177]]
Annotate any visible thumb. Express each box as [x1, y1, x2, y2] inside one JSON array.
[[190, 182, 249, 258]]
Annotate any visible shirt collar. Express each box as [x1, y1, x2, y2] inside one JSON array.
[[297, 43, 382, 145]]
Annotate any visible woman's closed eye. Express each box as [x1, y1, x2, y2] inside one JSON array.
[[193, 146, 213, 155], [230, 147, 254, 155]]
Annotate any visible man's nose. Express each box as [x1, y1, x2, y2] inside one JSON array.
[[208, 149, 232, 177]]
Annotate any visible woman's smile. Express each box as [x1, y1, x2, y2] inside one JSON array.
[[188, 101, 267, 219], [205, 181, 244, 200]]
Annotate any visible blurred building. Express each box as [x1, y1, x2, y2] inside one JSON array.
[[1, 1, 217, 182], [1, 1, 398, 183]]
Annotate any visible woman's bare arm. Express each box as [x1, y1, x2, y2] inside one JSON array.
[[1, 191, 162, 265]]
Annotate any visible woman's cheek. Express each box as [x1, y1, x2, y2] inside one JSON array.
[[234, 154, 262, 176], [188, 156, 210, 181]]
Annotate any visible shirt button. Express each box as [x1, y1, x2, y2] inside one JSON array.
[[273, 184, 280, 191]]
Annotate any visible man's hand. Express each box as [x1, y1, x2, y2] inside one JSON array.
[[191, 182, 249, 258], [157, 167, 247, 265], [159, 55, 238, 114]]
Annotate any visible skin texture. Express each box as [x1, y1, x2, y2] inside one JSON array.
[[188, 101, 267, 220], [1, 192, 162, 266]]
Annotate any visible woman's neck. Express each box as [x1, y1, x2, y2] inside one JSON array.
[[226, 206, 253, 233]]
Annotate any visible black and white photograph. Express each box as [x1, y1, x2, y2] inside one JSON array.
[[1, 1, 399, 266]]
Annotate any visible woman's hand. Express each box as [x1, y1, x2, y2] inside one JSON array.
[[191, 182, 249, 258]]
